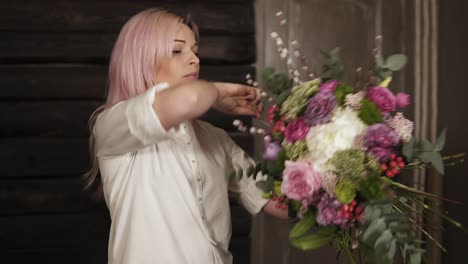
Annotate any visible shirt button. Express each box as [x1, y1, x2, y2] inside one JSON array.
[[191, 160, 196, 163], [202, 216, 205, 220], [198, 197, 202, 202], [197, 177, 201, 182]]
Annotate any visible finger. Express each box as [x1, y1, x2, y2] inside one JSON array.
[[232, 106, 257, 116]]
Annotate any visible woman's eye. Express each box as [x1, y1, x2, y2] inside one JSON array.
[[194, 52, 199, 57], [172, 50, 182, 55]]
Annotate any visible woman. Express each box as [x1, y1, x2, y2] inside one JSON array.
[[84, 8, 287, 264]]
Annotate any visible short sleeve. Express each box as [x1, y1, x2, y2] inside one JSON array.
[[94, 83, 172, 157]]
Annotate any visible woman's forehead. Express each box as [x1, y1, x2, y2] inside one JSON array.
[[175, 25, 197, 45]]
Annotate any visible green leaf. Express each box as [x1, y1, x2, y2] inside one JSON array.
[[431, 152, 445, 175], [388, 239, 397, 260], [277, 90, 291, 105], [334, 180, 356, 204], [416, 151, 436, 164], [418, 139, 433, 151], [362, 218, 387, 245], [289, 211, 316, 239], [334, 83, 354, 105], [253, 163, 262, 180], [385, 54, 407, 71], [291, 233, 334, 251], [317, 226, 337, 236], [409, 251, 422, 264], [402, 138, 415, 161], [435, 128, 447, 151], [358, 99, 383, 125]]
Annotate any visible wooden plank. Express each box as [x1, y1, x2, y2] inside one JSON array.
[[0, 102, 251, 137], [0, 248, 107, 264], [0, 64, 255, 100], [0, 134, 253, 178], [0, 213, 110, 250], [0, 32, 255, 64], [0, 178, 106, 215], [0, 1, 254, 33]]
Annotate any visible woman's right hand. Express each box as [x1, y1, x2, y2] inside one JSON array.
[[212, 82, 263, 118]]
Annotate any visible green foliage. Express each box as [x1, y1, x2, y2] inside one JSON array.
[[289, 211, 316, 239], [358, 174, 385, 201], [402, 129, 447, 174], [334, 180, 356, 204], [291, 226, 337, 251], [262, 67, 293, 96], [322, 48, 345, 81], [255, 176, 275, 192], [358, 99, 383, 125], [360, 200, 424, 264], [334, 83, 354, 105]]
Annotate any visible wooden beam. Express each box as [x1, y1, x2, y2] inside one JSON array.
[[0, 32, 255, 64], [0, 1, 254, 33], [0, 102, 251, 137], [0, 64, 255, 100], [0, 134, 253, 177]]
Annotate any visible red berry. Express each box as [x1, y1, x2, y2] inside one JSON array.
[[386, 171, 394, 178], [351, 200, 357, 207], [398, 161, 406, 168], [343, 205, 349, 211], [380, 164, 388, 171], [396, 156, 403, 162], [281, 203, 288, 210], [275, 202, 281, 208], [344, 212, 350, 219], [392, 168, 400, 175], [355, 206, 363, 215], [272, 196, 277, 201], [278, 196, 284, 202], [390, 161, 397, 168], [390, 153, 396, 160]]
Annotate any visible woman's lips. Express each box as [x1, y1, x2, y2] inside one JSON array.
[[184, 73, 199, 79]]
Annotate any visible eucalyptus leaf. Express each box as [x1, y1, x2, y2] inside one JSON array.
[[226, 168, 236, 180], [388, 239, 397, 260], [416, 151, 436, 164], [431, 152, 445, 175], [289, 211, 316, 239], [418, 139, 433, 151], [362, 218, 387, 244], [385, 54, 407, 71], [402, 138, 415, 161], [435, 128, 447, 151], [409, 251, 422, 264]]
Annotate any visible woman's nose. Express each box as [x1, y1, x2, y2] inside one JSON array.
[[189, 52, 200, 65]]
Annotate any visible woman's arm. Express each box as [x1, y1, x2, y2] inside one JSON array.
[[154, 80, 261, 130]]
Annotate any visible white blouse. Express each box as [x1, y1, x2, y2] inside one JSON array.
[[94, 83, 268, 264]]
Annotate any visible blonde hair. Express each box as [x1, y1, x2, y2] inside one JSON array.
[[83, 8, 199, 197]]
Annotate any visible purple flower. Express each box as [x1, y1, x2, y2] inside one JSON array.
[[368, 147, 393, 162], [263, 141, 281, 160], [366, 124, 400, 148], [319, 80, 339, 93], [366, 124, 400, 162], [316, 193, 347, 227], [367, 86, 396, 113], [304, 91, 337, 126], [284, 117, 310, 143], [396, 93, 411, 109]]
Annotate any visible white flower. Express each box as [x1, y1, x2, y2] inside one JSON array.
[[305, 108, 367, 172]]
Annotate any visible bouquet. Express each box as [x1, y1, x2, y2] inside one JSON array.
[[229, 12, 466, 264]]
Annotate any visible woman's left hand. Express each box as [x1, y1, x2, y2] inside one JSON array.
[[212, 82, 263, 118]]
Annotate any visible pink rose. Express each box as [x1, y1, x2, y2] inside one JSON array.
[[396, 93, 411, 109], [281, 160, 321, 203], [367, 86, 396, 113], [320, 80, 339, 93], [284, 117, 310, 143]]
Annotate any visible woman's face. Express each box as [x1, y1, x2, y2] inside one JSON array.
[[156, 24, 200, 85]]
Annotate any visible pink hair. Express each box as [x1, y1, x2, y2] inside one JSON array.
[[83, 8, 199, 197]]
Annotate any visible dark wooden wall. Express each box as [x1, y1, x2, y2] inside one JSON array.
[[0, 1, 256, 263]]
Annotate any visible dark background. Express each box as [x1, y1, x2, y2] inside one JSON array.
[[0, 0, 256, 263]]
